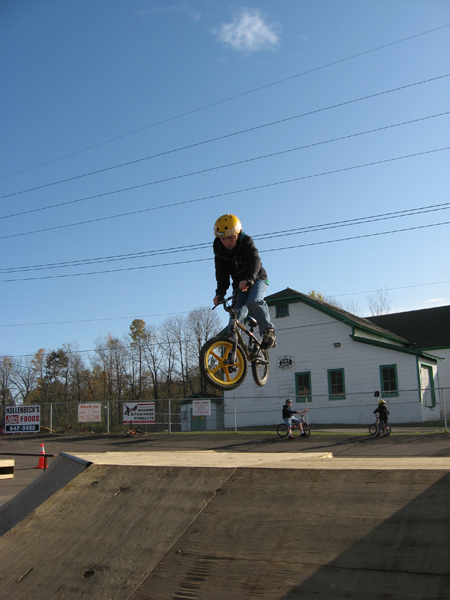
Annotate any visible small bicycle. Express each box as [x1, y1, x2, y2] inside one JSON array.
[[199, 294, 270, 391], [369, 416, 391, 437], [125, 423, 147, 437], [277, 414, 311, 438]]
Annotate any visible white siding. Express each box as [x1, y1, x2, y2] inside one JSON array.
[[224, 301, 443, 427]]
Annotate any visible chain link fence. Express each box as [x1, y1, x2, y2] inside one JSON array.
[[0, 388, 449, 436]]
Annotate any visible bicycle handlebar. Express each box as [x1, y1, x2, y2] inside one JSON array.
[[212, 293, 237, 312]]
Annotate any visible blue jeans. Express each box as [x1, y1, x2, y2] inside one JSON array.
[[377, 419, 386, 434], [228, 280, 274, 336]]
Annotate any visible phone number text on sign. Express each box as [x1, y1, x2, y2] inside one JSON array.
[[5, 405, 41, 433]]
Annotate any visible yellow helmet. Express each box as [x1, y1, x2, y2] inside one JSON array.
[[214, 214, 242, 238]]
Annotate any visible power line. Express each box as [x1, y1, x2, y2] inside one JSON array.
[[1, 77, 448, 201], [1, 220, 448, 283], [1, 146, 449, 241], [2, 279, 449, 330], [2, 23, 447, 183], [2, 202, 449, 274], [2, 108, 448, 222]]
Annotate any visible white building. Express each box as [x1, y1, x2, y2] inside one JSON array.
[[223, 288, 447, 428]]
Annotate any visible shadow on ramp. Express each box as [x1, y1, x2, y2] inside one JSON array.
[[0, 452, 90, 537], [136, 468, 450, 600]]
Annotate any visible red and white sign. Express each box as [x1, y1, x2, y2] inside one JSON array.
[[192, 400, 211, 416], [122, 402, 155, 424], [78, 403, 102, 423], [5, 405, 41, 433]]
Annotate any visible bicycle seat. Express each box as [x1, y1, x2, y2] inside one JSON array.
[[248, 316, 258, 327]]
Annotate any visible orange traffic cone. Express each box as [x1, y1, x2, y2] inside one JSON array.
[[35, 443, 46, 469]]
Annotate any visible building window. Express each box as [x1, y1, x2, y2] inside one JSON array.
[[379, 365, 399, 398], [295, 372, 311, 403], [276, 304, 289, 318], [328, 369, 346, 400]]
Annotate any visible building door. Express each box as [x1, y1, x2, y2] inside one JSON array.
[[190, 409, 206, 431], [421, 365, 436, 408]]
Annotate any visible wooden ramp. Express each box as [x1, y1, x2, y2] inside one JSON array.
[[0, 452, 448, 599]]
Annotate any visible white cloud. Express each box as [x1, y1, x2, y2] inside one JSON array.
[[213, 9, 280, 53], [424, 298, 445, 304]]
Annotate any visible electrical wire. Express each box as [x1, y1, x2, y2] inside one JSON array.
[[1, 202, 449, 274], [2, 23, 447, 183], [1, 76, 448, 201], [1, 145, 449, 241], [2, 109, 448, 223], [1, 220, 448, 283]]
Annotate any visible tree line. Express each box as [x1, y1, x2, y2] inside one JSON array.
[[1, 306, 224, 408]]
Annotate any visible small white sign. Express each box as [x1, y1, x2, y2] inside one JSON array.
[[5, 405, 41, 433], [278, 355, 295, 370], [78, 403, 102, 423], [192, 400, 211, 416], [123, 402, 155, 424]]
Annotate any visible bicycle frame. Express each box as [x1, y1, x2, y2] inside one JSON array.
[[220, 294, 264, 363], [200, 293, 270, 390]]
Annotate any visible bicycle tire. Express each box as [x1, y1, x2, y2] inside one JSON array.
[[277, 423, 289, 438], [302, 423, 311, 438], [199, 336, 248, 391], [369, 423, 377, 436], [383, 424, 392, 437], [251, 347, 270, 387]]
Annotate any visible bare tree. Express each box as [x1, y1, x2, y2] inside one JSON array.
[[186, 306, 223, 394], [0, 357, 14, 405], [367, 287, 392, 316], [164, 315, 192, 397], [308, 290, 361, 316], [142, 324, 164, 399]]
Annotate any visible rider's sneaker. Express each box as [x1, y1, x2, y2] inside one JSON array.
[[261, 328, 276, 349], [288, 435, 294, 439]]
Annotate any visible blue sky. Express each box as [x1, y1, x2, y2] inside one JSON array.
[[1, 1, 449, 360]]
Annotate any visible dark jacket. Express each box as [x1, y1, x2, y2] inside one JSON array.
[[282, 405, 297, 419], [374, 404, 390, 421], [213, 232, 268, 297]]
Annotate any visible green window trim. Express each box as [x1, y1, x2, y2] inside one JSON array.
[[327, 368, 346, 400], [276, 303, 290, 318], [379, 364, 399, 398], [295, 371, 312, 403]]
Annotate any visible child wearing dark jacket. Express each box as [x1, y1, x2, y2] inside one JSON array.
[[373, 391, 390, 436]]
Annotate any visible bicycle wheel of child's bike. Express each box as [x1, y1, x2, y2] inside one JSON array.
[[251, 348, 270, 386], [383, 424, 392, 437], [369, 423, 377, 436], [302, 424, 311, 438], [276, 423, 289, 438], [199, 336, 248, 391]]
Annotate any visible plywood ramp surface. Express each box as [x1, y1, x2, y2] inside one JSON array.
[[70, 450, 450, 470], [0, 455, 449, 599]]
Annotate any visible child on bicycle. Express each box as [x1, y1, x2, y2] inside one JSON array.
[[373, 391, 390, 436], [283, 399, 307, 439], [213, 214, 276, 350]]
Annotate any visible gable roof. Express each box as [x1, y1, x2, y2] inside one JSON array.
[[366, 305, 450, 350], [266, 288, 410, 345]]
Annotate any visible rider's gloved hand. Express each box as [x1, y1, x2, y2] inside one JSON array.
[[213, 295, 225, 306]]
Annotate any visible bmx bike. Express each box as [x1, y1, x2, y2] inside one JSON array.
[[125, 423, 147, 437], [369, 416, 391, 437], [277, 412, 310, 438], [199, 294, 270, 391]]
